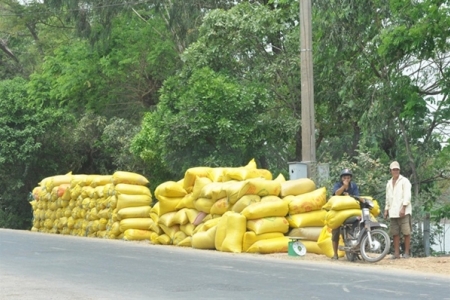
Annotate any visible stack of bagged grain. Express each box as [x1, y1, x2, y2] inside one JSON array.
[[30, 173, 73, 234], [111, 171, 153, 241], [282, 178, 327, 255], [30, 171, 152, 241], [152, 180, 188, 245], [319, 195, 381, 258]]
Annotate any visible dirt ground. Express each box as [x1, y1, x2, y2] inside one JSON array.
[[263, 252, 450, 277]]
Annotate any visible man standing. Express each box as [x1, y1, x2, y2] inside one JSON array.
[[384, 161, 412, 259], [330, 168, 360, 260]]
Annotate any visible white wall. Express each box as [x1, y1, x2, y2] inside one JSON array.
[[432, 223, 450, 254]]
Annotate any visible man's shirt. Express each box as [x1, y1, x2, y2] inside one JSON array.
[[332, 181, 360, 196]]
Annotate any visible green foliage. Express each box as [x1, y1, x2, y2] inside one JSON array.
[[133, 66, 295, 177], [321, 148, 390, 202], [0, 77, 70, 229], [28, 12, 179, 118]]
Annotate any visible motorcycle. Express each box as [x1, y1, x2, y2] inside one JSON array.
[[338, 196, 391, 263]]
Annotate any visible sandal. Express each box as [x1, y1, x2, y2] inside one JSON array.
[[402, 254, 411, 259], [391, 255, 400, 259], [331, 255, 338, 260]]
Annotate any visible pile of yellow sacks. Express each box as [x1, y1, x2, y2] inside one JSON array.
[[149, 159, 331, 254], [29, 159, 381, 257], [30, 171, 153, 240]]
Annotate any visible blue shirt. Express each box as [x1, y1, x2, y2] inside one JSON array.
[[332, 181, 360, 196]]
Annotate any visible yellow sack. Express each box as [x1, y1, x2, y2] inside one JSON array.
[[246, 236, 290, 254], [184, 208, 200, 224], [323, 196, 380, 217], [193, 218, 221, 234], [245, 178, 281, 197], [157, 195, 182, 216], [174, 208, 189, 225], [117, 206, 151, 220], [39, 172, 73, 190], [57, 184, 72, 201], [183, 167, 212, 192], [221, 213, 247, 253], [322, 195, 360, 211], [158, 211, 178, 227], [159, 224, 180, 238], [155, 181, 187, 198], [173, 231, 187, 245], [90, 175, 113, 188], [157, 234, 172, 245], [317, 226, 345, 258], [207, 168, 226, 182], [180, 223, 195, 236], [247, 217, 289, 235], [115, 184, 152, 197], [70, 174, 88, 188], [194, 197, 215, 214], [223, 168, 272, 182], [226, 181, 251, 204], [123, 229, 152, 241], [177, 236, 192, 247], [116, 194, 152, 210], [175, 193, 195, 210], [150, 232, 160, 244], [192, 226, 217, 249], [103, 183, 115, 197], [286, 210, 326, 228], [301, 240, 323, 254], [231, 195, 261, 213], [245, 158, 257, 169], [108, 195, 118, 210], [94, 186, 104, 199], [119, 218, 156, 232], [241, 199, 288, 219], [242, 231, 284, 252], [210, 198, 230, 215], [288, 227, 322, 241], [280, 178, 316, 197], [109, 221, 121, 236], [200, 182, 227, 200], [112, 171, 149, 186], [273, 173, 286, 183], [324, 209, 362, 229], [287, 187, 327, 214], [192, 177, 213, 200], [261, 195, 282, 202], [215, 212, 231, 251], [98, 208, 111, 219]]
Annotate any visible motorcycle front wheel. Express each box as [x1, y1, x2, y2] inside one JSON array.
[[360, 229, 391, 263]]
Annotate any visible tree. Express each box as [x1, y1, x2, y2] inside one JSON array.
[[133, 66, 294, 177], [0, 77, 71, 229], [27, 12, 179, 118]]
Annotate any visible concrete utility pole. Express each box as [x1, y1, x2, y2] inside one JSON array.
[[300, 0, 316, 166]]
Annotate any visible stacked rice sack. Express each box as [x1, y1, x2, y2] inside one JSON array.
[[281, 178, 326, 255], [149, 159, 328, 255], [151, 180, 191, 246], [319, 195, 381, 258], [30, 171, 152, 241]]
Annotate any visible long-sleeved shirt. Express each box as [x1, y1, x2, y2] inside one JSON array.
[[385, 174, 412, 218]]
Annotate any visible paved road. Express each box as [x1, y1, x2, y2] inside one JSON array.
[[1, 229, 449, 299]]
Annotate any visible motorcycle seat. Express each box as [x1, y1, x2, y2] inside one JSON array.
[[343, 216, 360, 225]]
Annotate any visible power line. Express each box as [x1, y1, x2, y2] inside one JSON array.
[[0, 0, 153, 17]]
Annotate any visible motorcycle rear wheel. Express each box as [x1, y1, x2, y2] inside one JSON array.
[[360, 229, 390, 262]]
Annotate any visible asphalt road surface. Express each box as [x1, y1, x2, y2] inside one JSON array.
[[1, 229, 449, 300]]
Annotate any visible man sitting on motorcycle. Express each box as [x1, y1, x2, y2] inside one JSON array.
[[330, 168, 360, 260]]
